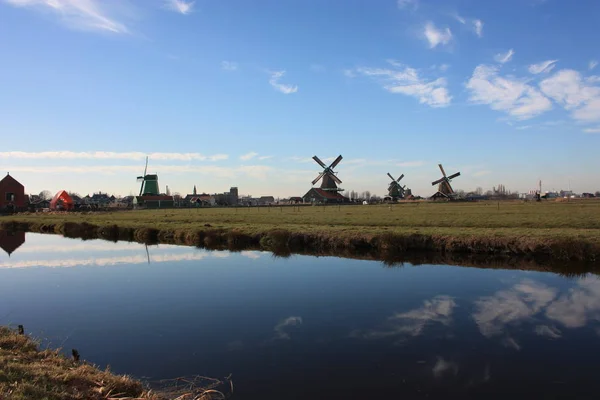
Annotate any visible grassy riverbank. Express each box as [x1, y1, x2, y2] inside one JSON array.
[[0, 326, 152, 400], [2, 200, 600, 261]]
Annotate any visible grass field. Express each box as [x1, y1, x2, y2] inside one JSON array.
[[2, 200, 600, 261]]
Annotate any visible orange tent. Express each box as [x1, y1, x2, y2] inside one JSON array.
[[50, 190, 74, 211]]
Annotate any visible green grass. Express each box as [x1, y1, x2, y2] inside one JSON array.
[[3, 200, 600, 261]]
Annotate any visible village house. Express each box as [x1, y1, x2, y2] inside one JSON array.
[[0, 173, 26, 212]]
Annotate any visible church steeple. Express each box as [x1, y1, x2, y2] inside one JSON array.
[[193, 185, 197, 195]]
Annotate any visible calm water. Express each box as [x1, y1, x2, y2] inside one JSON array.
[[1, 232, 600, 399]]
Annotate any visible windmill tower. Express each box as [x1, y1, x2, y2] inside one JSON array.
[[137, 156, 160, 196], [431, 163, 461, 197], [387, 172, 406, 200], [311, 155, 344, 192]]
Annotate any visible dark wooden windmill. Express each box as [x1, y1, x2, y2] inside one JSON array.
[[387, 172, 406, 200], [312, 155, 344, 192], [431, 164, 460, 197]]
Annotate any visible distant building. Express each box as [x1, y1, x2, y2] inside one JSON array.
[[84, 192, 114, 207], [258, 196, 275, 205], [0, 173, 26, 212], [302, 188, 348, 204]]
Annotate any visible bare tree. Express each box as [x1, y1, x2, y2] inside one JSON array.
[[475, 187, 483, 195], [39, 190, 52, 200]]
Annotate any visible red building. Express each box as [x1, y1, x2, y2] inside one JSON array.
[[0, 173, 26, 211]]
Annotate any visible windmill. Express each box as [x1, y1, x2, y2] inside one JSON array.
[[312, 155, 344, 192], [431, 164, 460, 197], [387, 172, 406, 200], [136, 156, 160, 196]]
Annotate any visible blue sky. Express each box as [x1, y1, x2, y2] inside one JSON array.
[[1, 0, 599, 198]]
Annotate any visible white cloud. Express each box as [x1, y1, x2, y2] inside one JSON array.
[[583, 127, 600, 133], [221, 61, 238, 71], [528, 60, 558, 74], [164, 0, 194, 15], [466, 64, 552, 119], [473, 19, 483, 37], [540, 69, 600, 123], [454, 14, 483, 37], [534, 325, 562, 339], [268, 70, 298, 94], [273, 316, 303, 340], [0, 151, 228, 161], [423, 22, 452, 49], [240, 152, 258, 161], [432, 357, 459, 378], [258, 155, 273, 160], [397, 0, 418, 10], [494, 49, 515, 64], [3, 0, 128, 33], [356, 61, 451, 107], [355, 296, 456, 341], [545, 277, 600, 328], [589, 60, 598, 71], [473, 280, 557, 338], [454, 13, 466, 24]]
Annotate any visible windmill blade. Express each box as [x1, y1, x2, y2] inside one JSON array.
[[329, 155, 343, 170], [445, 181, 454, 194], [447, 172, 461, 180], [397, 174, 404, 182], [330, 173, 342, 184], [312, 172, 325, 185], [313, 156, 327, 169], [387, 172, 395, 181], [144, 156, 148, 177], [438, 164, 447, 177], [432, 178, 445, 186]]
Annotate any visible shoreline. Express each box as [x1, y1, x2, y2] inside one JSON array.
[[2, 216, 599, 269]]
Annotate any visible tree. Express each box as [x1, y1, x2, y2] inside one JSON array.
[[365, 191, 371, 201], [475, 187, 483, 195], [39, 190, 52, 200], [595, 191, 600, 197]]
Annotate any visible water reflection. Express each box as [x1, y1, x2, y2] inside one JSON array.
[[0, 230, 25, 256], [1, 232, 600, 398]]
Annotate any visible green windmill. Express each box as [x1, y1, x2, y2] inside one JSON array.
[[137, 156, 160, 196]]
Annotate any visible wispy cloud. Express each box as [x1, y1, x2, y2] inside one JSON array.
[[473, 19, 483, 37], [397, 160, 425, 167], [494, 49, 515, 64], [466, 64, 552, 119], [354, 296, 456, 342], [3, 0, 128, 33], [221, 61, 238, 71], [273, 316, 303, 340], [583, 127, 600, 133], [540, 69, 600, 123], [258, 155, 273, 160], [342, 69, 356, 78], [528, 60, 558, 74], [240, 151, 258, 161], [423, 22, 452, 49], [164, 0, 194, 15], [397, 0, 418, 10], [454, 14, 483, 37], [268, 70, 298, 94], [0, 151, 228, 161], [356, 60, 451, 107], [589, 60, 598, 71]]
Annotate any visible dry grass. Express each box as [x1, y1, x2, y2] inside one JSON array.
[[0, 327, 231, 400], [0, 326, 153, 400], [3, 200, 600, 261]]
